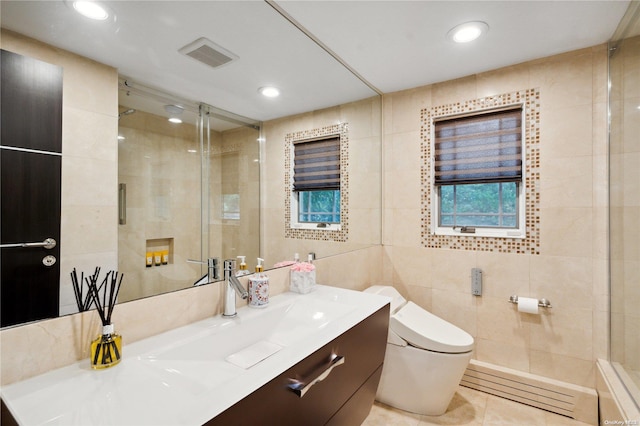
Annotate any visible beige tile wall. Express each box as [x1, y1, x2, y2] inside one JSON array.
[[382, 45, 610, 388], [0, 30, 119, 317], [214, 125, 261, 267], [261, 97, 382, 266]]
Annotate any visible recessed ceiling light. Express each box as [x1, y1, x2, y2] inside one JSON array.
[[168, 117, 182, 124], [259, 86, 280, 98], [447, 21, 489, 43], [117, 135, 125, 140], [72, 1, 109, 20]]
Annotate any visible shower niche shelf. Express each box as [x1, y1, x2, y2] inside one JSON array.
[[145, 238, 173, 267]]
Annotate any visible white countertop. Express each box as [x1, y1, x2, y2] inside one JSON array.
[[1, 285, 389, 426]]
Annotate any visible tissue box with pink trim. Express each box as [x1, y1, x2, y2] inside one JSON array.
[[290, 262, 316, 294]]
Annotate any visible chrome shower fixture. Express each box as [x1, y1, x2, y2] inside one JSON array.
[[118, 109, 136, 119]]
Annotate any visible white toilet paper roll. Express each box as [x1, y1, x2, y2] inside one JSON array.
[[517, 297, 539, 314]]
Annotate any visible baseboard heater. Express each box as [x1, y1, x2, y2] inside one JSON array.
[[461, 360, 598, 425]]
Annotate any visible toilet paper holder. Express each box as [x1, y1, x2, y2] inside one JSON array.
[[508, 295, 552, 308]]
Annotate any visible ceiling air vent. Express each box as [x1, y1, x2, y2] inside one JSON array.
[[179, 37, 238, 69]]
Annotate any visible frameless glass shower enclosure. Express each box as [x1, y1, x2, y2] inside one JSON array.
[[117, 80, 260, 303], [608, 3, 640, 410]]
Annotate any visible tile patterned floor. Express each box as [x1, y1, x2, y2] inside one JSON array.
[[362, 386, 593, 426]]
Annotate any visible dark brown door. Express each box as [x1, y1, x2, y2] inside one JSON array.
[[1, 49, 62, 327]]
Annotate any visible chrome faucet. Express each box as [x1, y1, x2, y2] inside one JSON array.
[[188, 257, 219, 286], [223, 259, 248, 317], [206, 257, 219, 282]]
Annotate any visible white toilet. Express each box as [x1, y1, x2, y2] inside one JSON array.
[[364, 285, 474, 416]]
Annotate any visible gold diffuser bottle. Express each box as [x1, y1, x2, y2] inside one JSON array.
[[91, 324, 122, 369]]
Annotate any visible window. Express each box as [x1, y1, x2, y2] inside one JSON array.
[[298, 190, 340, 223], [433, 106, 525, 238], [291, 136, 341, 229], [221, 193, 240, 220]]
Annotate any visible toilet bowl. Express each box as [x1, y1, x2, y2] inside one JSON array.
[[364, 285, 474, 416]]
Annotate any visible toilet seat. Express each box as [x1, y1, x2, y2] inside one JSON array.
[[364, 285, 474, 354], [391, 302, 474, 354]]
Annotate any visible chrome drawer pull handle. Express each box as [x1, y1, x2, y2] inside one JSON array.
[[287, 355, 345, 398], [1, 237, 56, 249]]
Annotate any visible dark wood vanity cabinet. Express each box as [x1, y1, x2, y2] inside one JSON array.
[[206, 304, 390, 426]]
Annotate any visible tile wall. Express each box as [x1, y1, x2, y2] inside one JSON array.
[[214, 125, 261, 267], [381, 45, 609, 388], [261, 97, 382, 266]]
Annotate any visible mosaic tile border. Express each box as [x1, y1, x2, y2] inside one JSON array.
[[420, 89, 541, 255], [284, 123, 349, 242]]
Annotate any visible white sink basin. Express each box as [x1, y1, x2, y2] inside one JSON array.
[[1, 285, 389, 426], [132, 290, 357, 393], [141, 293, 355, 361]]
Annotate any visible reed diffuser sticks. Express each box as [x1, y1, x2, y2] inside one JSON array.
[[86, 269, 123, 328], [71, 267, 124, 369], [70, 267, 98, 312]]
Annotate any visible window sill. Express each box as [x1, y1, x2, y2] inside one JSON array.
[[290, 223, 342, 232], [433, 227, 525, 239]]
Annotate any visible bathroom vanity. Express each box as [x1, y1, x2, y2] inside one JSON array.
[[1, 285, 389, 425]]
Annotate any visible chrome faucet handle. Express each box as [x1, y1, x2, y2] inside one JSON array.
[[187, 257, 220, 281], [223, 258, 237, 275], [207, 257, 220, 280]]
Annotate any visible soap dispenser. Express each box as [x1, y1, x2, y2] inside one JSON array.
[[248, 258, 269, 308], [236, 256, 250, 276]]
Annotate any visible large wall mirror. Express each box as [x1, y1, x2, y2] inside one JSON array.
[[0, 1, 381, 327]]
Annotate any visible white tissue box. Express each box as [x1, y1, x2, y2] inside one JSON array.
[[290, 270, 316, 294]]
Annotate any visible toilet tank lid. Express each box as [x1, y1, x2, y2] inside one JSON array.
[[390, 302, 474, 353], [363, 286, 406, 314]]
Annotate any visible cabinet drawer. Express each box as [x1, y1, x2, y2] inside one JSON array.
[[207, 304, 389, 426]]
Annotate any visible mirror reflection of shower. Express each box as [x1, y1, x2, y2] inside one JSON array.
[[116, 79, 261, 303]]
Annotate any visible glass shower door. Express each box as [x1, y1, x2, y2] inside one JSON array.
[[608, 13, 640, 410], [199, 104, 261, 273]]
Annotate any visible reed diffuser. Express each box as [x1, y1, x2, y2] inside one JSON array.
[[72, 267, 124, 369]]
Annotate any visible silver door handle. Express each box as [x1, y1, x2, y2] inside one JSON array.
[[0, 237, 56, 249]]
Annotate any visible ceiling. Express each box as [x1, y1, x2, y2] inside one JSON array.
[[0, 1, 632, 124]]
